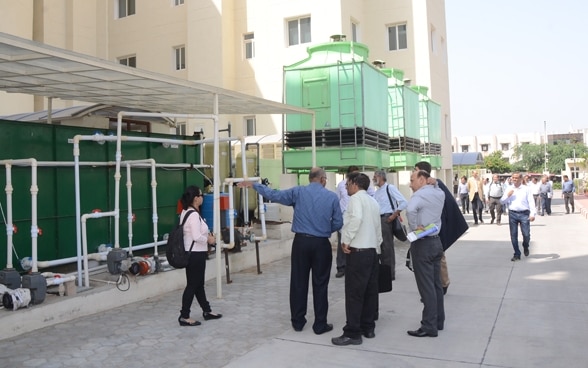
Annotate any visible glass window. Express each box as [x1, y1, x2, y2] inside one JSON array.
[[481, 144, 489, 152], [176, 123, 187, 136], [244, 33, 255, 59], [461, 145, 469, 153], [245, 117, 256, 136], [288, 17, 311, 46], [351, 21, 358, 42], [118, 56, 136, 68], [501, 143, 510, 151], [118, 0, 135, 18], [175, 46, 185, 70], [388, 24, 407, 51], [174, 0, 184, 5]]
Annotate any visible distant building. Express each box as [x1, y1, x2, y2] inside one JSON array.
[[452, 129, 588, 164]]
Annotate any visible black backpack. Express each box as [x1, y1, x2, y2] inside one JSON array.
[[166, 210, 195, 269]]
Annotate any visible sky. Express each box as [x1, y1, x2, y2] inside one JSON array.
[[445, 0, 588, 137]]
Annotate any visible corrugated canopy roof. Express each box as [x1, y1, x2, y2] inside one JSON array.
[[0, 32, 313, 116], [452, 152, 485, 166]]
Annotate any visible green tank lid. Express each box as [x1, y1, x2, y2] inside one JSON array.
[[411, 85, 429, 96], [284, 40, 370, 70]]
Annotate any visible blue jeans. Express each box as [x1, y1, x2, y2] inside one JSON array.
[[508, 210, 531, 256]]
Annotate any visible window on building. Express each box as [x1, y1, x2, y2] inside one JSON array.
[[288, 17, 311, 46], [174, 0, 184, 5], [118, 56, 137, 68], [430, 25, 437, 53], [176, 123, 187, 136], [461, 145, 469, 153], [244, 33, 255, 59], [109, 119, 149, 133], [388, 24, 407, 51], [117, 0, 135, 18], [351, 20, 358, 42], [174, 46, 185, 70], [481, 144, 489, 152], [501, 143, 510, 151], [245, 117, 256, 136]]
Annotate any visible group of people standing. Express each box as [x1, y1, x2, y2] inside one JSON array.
[[237, 164, 467, 345], [174, 166, 575, 343]]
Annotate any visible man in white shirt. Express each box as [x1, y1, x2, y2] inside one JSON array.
[[335, 166, 375, 278], [332, 172, 382, 346], [501, 173, 536, 261], [529, 177, 541, 213]]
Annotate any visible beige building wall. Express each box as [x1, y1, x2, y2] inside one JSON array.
[[0, 0, 452, 173]]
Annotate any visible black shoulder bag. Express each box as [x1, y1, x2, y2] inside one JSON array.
[[386, 184, 408, 242]]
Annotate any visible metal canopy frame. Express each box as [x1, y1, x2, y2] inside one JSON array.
[[0, 32, 312, 116], [0, 32, 318, 298]]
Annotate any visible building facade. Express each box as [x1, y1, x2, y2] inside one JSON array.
[[0, 0, 453, 179]]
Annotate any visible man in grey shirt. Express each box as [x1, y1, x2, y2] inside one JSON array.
[[406, 170, 445, 338]]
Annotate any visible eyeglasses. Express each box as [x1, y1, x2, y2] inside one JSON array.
[[196, 194, 203, 197]]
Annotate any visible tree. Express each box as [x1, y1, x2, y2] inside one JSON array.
[[511, 143, 545, 172], [484, 151, 511, 173], [511, 142, 588, 174]]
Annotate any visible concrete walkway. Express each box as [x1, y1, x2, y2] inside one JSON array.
[[0, 191, 587, 368]]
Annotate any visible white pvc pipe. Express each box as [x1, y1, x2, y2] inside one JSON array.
[[45, 275, 76, 286], [81, 211, 116, 288], [26, 239, 167, 269], [4, 163, 14, 269], [240, 138, 250, 224], [73, 142, 83, 285], [1, 159, 39, 272], [124, 159, 159, 256], [126, 163, 134, 255], [223, 177, 268, 242], [212, 95, 223, 298]]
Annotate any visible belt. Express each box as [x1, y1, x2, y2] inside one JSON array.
[[509, 210, 529, 214], [296, 233, 323, 238], [490, 196, 502, 199], [563, 191, 572, 194], [381, 213, 393, 217], [348, 247, 375, 253]]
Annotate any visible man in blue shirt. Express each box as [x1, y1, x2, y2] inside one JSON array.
[[238, 168, 343, 335], [372, 170, 408, 281], [562, 175, 575, 214], [406, 169, 445, 338]]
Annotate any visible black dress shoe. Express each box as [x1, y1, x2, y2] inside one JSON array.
[[178, 316, 201, 326], [335, 271, 345, 278], [331, 335, 362, 346], [363, 330, 375, 338], [314, 323, 333, 335], [511, 255, 521, 261], [443, 286, 448, 295], [407, 328, 437, 337], [523, 247, 529, 257], [203, 312, 222, 320]]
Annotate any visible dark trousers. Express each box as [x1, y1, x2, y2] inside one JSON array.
[[564, 192, 575, 213], [181, 251, 211, 318], [379, 216, 396, 278], [290, 234, 332, 333], [540, 194, 551, 215], [342, 248, 379, 339], [471, 193, 483, 223], [410, 237, 444, 334], [336, 231, 345, 272], [460, 193, 469, 213]]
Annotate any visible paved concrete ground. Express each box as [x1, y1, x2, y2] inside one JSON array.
[[0, 191, 587, 368]]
